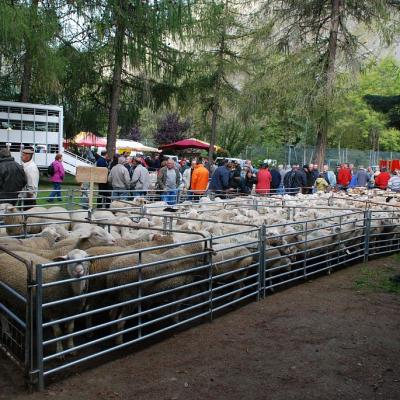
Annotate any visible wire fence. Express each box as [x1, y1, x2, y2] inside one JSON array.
[[239, 144, 400, 167], [0, 196, 400, 390]]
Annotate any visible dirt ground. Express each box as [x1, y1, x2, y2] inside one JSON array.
[[1, 256, 399, 400]]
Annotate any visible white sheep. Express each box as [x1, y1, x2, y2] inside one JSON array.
[[0, 248, 90, 355], [105, 240, 206, 344]]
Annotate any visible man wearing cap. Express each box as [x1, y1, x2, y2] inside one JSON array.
[[20, 147, 39, 209], [0, 148, 27, 205]]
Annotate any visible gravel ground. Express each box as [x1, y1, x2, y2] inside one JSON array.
[[1, 256, 399, 400]]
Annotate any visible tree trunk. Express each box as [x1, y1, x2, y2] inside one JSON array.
[[209, 96, 219, 163], [19, 0, 39, 102], [107, 2, 125, 156], [208, 35, 225, 164], [315, 0, 342, 169]]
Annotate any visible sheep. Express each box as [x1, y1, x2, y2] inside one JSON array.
[[0, 226, 60, 250], [210, 244, 255, 300], [82, 234, 175, 330], [105, 240, 207, 344], [0, 249, 90, 355], [1, 226, 116, 259], [3, 205, 71, 235]]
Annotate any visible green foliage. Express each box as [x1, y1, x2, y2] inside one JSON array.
[[0, 0, 399, 159], [0, 1, 62, 101], [331, 57, 400, 151], [355, 264, 400, 295]]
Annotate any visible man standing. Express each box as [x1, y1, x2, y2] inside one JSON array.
[[355, 166, 370, 187], [0, 148, 27, 205], [311, 164, 320, 182], [322, 165, 336, 188], [183, 160, 197, 196], [96, 150, 111, 208], [302, 165, 313, 194], [108, 157, 131, 199], [157, 158, 181, 205], [191, 159, 209, 200], [209, 159, 231, 197], [283, 164, 305, 195], [96, 150, 109, 168], [374, 167, 391, 190], [256, 163, 272, 195], [131, 157, 150, 197], [388, 170, 400, 192], [269, 165, 282, 194], [337, 163, 352, 190], [20, 147, 39, 209]]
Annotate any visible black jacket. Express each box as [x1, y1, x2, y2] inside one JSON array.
[[283, 169, 306, 192], [0, 156, 27, 201], [270, 169, 282, 189]]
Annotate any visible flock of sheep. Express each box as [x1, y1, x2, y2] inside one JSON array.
[[0, 190, 399, 361]]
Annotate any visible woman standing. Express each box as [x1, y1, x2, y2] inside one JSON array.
[[48, 153, 65, 202], [244, 169, 257, 194], [255, 163, 272, 195]]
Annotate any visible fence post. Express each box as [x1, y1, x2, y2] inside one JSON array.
[[208, 236, 214, 321], [22, 213, 28, 238], [25, 260, 34, 391], [259, 224, 266, 299], [35, 264, 44, 390], [138, 251, 142, 338], [303, 221, 308, 279], [66, 188, 73, 210], [364, 210, 372, 263]]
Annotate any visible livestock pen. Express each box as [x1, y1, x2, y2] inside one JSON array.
[[1, 195, 400, 390]]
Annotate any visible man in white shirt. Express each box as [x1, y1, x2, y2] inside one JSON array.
[[20, 147, 39, 209]]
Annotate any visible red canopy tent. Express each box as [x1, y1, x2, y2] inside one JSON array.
[[158, 138, 220, 151], [65, 132, 107, 147]]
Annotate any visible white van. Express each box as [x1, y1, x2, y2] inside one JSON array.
[[215, 157, 246, 167]]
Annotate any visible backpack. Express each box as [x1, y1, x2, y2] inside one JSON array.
[[47, 163, 55, 177]]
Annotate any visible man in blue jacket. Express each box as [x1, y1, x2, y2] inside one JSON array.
[[209, 159, 231, 197], [96, 150, 109, 168], [96, 150, 111, 208]]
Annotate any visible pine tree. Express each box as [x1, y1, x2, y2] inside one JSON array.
[[265, 0, 400, 167], [78, 0, 194, 156]]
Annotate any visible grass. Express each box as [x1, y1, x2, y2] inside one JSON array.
[[36, 175, 81, 206], [355, 256, 400, 295]]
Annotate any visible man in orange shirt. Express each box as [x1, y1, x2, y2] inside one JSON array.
[[190, 159, 209, 201]]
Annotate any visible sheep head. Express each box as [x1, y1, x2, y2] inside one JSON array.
[[40, 226, 61, 242], [53, 249, 90, 295], [76, 226, 116, 249]]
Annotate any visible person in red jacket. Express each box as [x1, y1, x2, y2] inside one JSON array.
[[337, 163, 352, 190], [256, 163, 272, 195], [374, 167, 391, 190]]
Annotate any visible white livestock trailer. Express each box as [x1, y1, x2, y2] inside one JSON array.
[[0, 100, 92, 175]]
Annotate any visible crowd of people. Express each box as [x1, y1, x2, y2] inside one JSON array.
[[94, 151, 211, 206], [0, 147, 65, 208], [2, 145, 400, 210], [200, 160, 400, 197]]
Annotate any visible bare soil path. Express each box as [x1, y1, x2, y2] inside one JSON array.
[[1, 256, 399, 400]]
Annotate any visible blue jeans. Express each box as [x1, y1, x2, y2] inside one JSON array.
[[112, 189, 129, 200], [49, 182, 62, 201], [130, 190, 147, 198], [161, 190, 178, 205]]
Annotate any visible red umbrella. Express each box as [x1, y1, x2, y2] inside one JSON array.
[[159, 138, 212, 151]]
